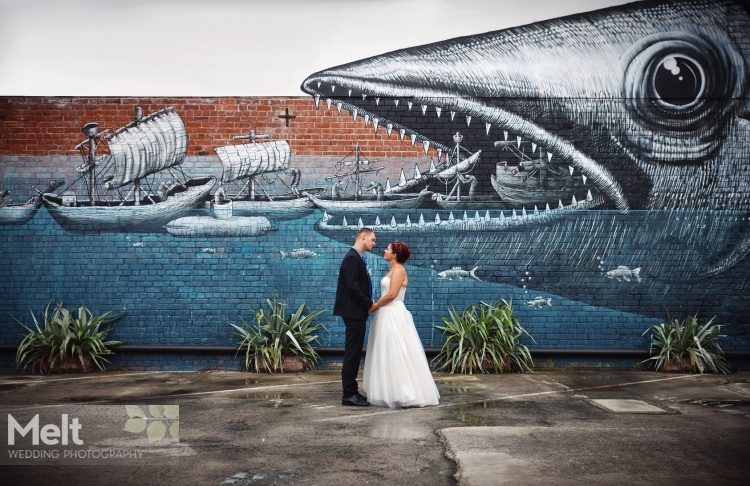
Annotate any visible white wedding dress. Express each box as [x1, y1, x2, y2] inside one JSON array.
[[363, 276, 440, 408]]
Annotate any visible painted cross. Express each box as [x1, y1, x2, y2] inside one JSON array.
[[277, 108, 297, 127]]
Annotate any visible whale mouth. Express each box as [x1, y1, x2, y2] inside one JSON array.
[[302, 76, 629, 213]]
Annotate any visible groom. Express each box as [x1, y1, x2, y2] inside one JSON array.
[[334, 227, 377, 406]]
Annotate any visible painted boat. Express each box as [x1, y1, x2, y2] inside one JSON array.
[[491, 160, 591, 208], [306, 187, 432, 212], [0, 181, 65, 226], [212, 131, 324, 220], [42, 106, 215, 232]]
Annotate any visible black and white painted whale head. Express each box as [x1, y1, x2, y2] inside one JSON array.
[[300, 0, 750, 325], [301, 0, 750, 213]]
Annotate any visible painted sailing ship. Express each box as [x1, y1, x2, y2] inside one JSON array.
[[383, 132, 495, 210], [0, 180, 64, 226], [306, 142, 431, 212], [490, 136, 593, 208], [41, 106, 215, 232], [211, 130, 324, 221]]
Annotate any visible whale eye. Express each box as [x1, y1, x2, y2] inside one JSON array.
[[652, 55, 705, 107], [623, 37, 730, 130]]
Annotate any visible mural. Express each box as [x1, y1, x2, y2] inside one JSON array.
[[299, 0, 750, 331], [2, 0, 749, 360]]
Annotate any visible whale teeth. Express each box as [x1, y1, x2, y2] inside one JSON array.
[[408, 101, 413, 110], [317, 81, 321, 88], [547, 152, 553, 162], [375, 97, 380, 105], [436, 149, 442, 162], [449, 212, 456, 222], [399, 129, 406, 141], [419, 214, 425, 226], [362, 94, 367, 100], [450, 111, 456, 120], [421, 104, 428, 115], [394, 99, 400, 107], [532, 143, 537, 154], [410, 133, 417, 147], [326, 98, 332, 111], [364, 114, 370, 126], [571, 195, 578, 206], [314, 94, 320, 109], [517, 136, 522, 148], [352, 108, 358, 121], [336, 102, 343, 113], [385, 179, 392, 192], [390, 216, 397, 227], [558, 200, 564, 209], [331, 85, 336, 93], [485, 123, 491, 135], [375, 215, 381, 225], [357, 217, 364, 228], [586, 190, 593, 201], [422, 140, 430, 155], [569, 166, 575, 176], [582, 174, 588, 185], [405, 215, 412, 227], [347, 89, 352, 96], [342, 216, 348, 226], [386, 123, 393, 137], [466, 115, 472, 126], [414, 164, 422, 179], [373, 118, 379, 133], [399, 169, 407, 186], [435, 107, 442, 118], [503, 130, 509, 141]]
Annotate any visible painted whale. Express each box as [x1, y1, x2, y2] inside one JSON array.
[[300, 0, 750, 329]]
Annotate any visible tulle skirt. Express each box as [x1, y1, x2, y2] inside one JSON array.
[[363, 301, 440, 408]]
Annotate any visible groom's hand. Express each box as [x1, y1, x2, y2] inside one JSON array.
[[368, 302, 377, 313]]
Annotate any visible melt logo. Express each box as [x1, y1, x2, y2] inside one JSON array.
[[7, 413, 83, 446]]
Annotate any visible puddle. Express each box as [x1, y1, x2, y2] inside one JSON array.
[[449, 400, 520, 426], [686, 399, 750, 408], [242, 392, 293, 400], [451, 409, 494, 426], [437, 381, 488, 395]]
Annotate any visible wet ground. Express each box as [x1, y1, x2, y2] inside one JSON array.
[[1, 370, 749, 485]]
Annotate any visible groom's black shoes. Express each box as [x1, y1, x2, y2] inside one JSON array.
[[342, 394, 370, 406]]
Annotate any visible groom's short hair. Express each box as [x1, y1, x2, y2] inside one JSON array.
[[356, 227, 374, 239]]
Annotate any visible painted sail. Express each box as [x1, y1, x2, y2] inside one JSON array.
[[216, 140, 291, 184], [107, 107, 188, 188]]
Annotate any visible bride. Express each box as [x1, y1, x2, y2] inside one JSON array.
[[363, 241, 440, 408]]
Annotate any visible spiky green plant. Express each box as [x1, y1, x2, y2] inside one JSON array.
[[231, 298, 326, 373], [642, 312, 729, 374], [15, 303, 126, 374], [433, 298, 535, 374]]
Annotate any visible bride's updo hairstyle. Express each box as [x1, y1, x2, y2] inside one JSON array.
[[390, 241, 411, 264]]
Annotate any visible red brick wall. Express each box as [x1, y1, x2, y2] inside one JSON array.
[[0, 97, 425, 158]]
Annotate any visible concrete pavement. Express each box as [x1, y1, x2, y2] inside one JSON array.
[[1, 369, 749, 485]]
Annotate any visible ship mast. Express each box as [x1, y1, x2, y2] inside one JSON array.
[[233, 130, 270, 200]]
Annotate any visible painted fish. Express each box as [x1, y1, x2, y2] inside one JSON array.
[[280, 248, 319, 259], [606, 266, 642, 283], [437, 266, 481, 281], [526, 296, 552, 309]]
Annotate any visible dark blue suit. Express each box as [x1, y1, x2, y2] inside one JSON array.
[[334, 248, 373, 396]]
